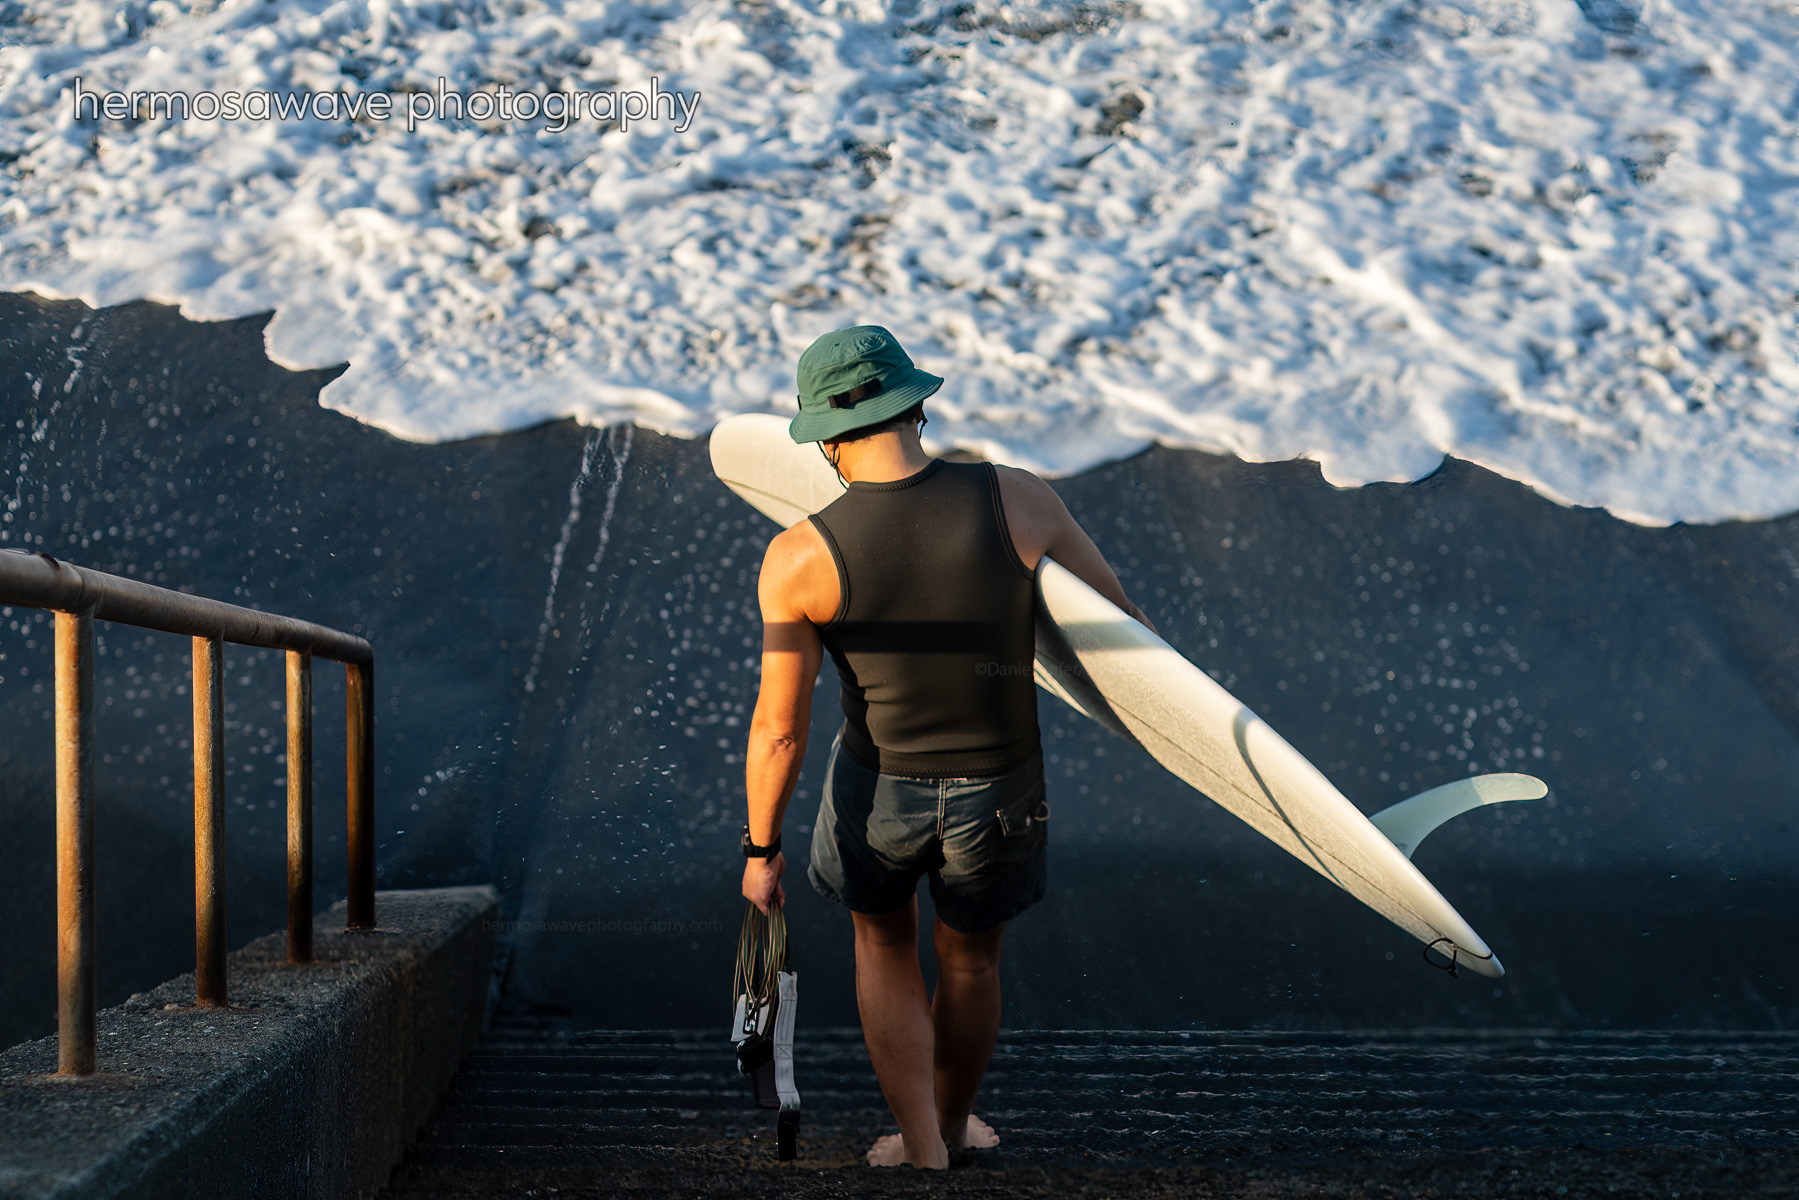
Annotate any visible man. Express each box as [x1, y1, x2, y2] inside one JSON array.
[[739, 326, 1153, 1169]]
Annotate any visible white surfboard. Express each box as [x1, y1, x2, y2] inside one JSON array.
[[710, 414, 1541, 979]]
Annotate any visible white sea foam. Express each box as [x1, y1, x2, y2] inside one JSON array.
[[0, 0, 1794, 524]]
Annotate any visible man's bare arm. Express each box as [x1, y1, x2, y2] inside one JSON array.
[[995, 465, 1158, 633], [742, 524, 830, 912]]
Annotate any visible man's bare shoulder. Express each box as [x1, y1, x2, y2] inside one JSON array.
[[993, 463, 1074, 569], [992, 463, 1063, 514], [763, 519, 831, 571], [760, 519, 839, 622]]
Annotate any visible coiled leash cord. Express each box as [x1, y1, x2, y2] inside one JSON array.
[[733, 898, 787, 1025]]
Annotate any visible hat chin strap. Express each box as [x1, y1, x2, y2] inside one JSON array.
[[819, 440, 848, 487]]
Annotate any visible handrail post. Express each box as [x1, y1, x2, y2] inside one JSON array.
[[1, 552, 377, 1014], [286, 650, 313, 963], [193, 633, 227, 1006], [55, 609, 96, 1076], [345, 659, 375, 929]]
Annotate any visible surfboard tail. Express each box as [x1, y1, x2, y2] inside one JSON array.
[[1033, 557, 1516, 982]]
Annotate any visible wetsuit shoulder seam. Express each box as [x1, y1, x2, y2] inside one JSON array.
[[806, 512, 851, 626], [984, 462, 1035, 581]]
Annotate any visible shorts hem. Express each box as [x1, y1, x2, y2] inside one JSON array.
[[807, 865, 851, 911], [934, 882, 1047, 935], [808, 866, 919, 918]]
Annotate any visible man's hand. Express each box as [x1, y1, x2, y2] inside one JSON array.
[[1124, 601, 1159, 636], [743, 851, 787, 913]]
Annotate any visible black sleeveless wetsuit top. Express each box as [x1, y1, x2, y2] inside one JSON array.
[[809, 458, 1039, 779]]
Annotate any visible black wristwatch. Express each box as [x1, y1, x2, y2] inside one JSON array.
[[741, 825, 782, 858]]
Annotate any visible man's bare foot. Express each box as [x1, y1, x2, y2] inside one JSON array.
[[866, 1132, 910, 1166], [946, 1114, 1000, 1151], [866, 1118, 995, 1166]]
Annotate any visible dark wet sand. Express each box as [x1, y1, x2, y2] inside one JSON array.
[[1, 292, 1795, 1055]]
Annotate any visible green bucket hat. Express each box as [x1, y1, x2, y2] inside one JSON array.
[[789, 325, 944, 444]]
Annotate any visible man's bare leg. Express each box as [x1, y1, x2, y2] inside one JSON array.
[[931, 916, 1006, 1150], [853, 900, 950, 1169]]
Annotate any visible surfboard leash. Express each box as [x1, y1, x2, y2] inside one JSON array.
[[733, 898, 788, 1012], [732, 900, 800, 1159], [1422, 936, 1461, 977]]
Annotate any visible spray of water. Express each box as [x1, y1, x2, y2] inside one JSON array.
[[497, 424, 634, 942], [576, 425, 634, 649], [63, 323, 89, 395], [586, 427, 633, 578], [521, 429, 602, 695], [4, 375, 57, 545]]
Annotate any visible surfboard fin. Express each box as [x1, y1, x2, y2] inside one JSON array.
[[1368, 773, 1548, 859]]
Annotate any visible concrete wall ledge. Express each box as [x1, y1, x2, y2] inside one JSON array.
[[0, 885, 498, 1200]]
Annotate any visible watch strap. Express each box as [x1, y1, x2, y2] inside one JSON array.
[[741, 825, 782, 858]]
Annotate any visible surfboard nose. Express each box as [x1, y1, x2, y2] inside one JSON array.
[[1426, 938, 1505, 979]]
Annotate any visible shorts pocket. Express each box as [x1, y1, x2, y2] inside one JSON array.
[[996, 783, 1050, 838]]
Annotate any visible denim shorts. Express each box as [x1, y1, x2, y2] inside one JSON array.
[[807, 733, 1050, 934]]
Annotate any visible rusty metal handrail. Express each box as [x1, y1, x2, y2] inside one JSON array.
[[0, 549, 375, 1077], [0, 550, 372, 663]]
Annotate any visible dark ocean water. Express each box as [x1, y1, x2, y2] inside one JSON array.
[[0, 293, 1794, 1052]]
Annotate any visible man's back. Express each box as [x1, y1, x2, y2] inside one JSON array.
[[809, 458, 1038, 778]]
